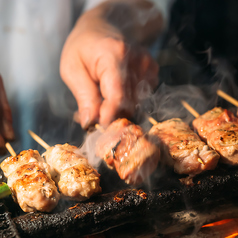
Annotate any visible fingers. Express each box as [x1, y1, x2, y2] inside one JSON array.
[[60, 58, 102, 129], [60, 30, 159, 130], [98, 56, 134, 127], [0, 75, 15, 142]]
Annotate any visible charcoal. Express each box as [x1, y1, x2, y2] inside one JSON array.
[[12, 164, 238, 238], [0, 202, 20, 238]]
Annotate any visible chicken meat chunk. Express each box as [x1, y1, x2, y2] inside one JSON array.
[[193, 107, 238, 142], [193, 107, 238, 165], [149, 118, 220, 176], [95, 118, 160, 185], [1, 150, 60, 212], [42, 143, 101, 201]]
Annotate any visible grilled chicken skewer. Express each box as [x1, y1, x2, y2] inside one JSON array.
[[183, 100, 238, 165], [95, 118, 160, 186], [1, 147, 60, 212], [192, 108, 238, 165], [148, 117, 220, 176], [28, 131, 101, 201], [192, 107, 238, 142]]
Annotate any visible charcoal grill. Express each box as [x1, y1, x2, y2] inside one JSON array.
[[1, 162, 238, 238], [2, 0, 238, 237]]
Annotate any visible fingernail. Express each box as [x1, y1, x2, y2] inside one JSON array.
[[80, 108, 91, 129]]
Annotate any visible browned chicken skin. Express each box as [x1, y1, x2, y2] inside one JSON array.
[[149, 118, 220, 176], [95, 118, 160, 185], [193, 107, 238, 165], [42, 143, 101, 201], [1, 150, 60, 212], [193, 107, 238, 142]]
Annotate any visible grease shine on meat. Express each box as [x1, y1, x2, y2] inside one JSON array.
[[42, 143, 101, 201], [1, 150, 60, 212], [95, 118, 160, 185], [193, 107, 238, 165], [149, 118, 220, 176]]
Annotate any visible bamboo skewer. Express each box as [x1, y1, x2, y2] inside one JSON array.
[[28, 130, 50, 150], [147, 116, 158, 126], [5, 142, 16, 156], [181, 100, 200, 118], [180, 100, 206, 165], [217, 89, 238, 107], [95, 124, 104, 132]]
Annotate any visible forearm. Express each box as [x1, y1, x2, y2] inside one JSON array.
[[78, 0, 164, 46]]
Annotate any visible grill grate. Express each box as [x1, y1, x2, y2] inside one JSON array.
[[0, 202, 20, 238]]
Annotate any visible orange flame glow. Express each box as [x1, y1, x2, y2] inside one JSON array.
[[202, 219, 234, 227], [225, 233, 238, 238]]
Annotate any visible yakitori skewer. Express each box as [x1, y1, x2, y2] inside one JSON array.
[[28, 130, 102, 201], [95, 118, 160, 185], [217, 89, 238, 107], [147, 112, 211, 167], [1, 143, 59, 211], [183, 99, 238, 166]]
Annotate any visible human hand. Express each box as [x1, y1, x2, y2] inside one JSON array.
[[60, 3, 160, 129], [0, 75, 15, 154]]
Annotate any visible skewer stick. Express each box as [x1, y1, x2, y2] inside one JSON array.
[[217, 89, 238, 107], [147, 116, 158, 126], [5, 142, 16, 156], [95, 124, 104, 132], [180, 100, 206, 164], [28, 130, 50, 149], [181, 100, 200, 118]]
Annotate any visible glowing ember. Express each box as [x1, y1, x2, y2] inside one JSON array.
[[200, 218, 238, 238], [225, 233, 238, 238], [202, 219, 234, 227]]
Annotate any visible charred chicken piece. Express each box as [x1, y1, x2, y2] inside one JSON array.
[[95, 118, 160, 185], [42, 143, 101, 201], [149, 118, 220, 176], [193, 108, 238, 165], [1, 150, 60, 212], [192, 107, 238, 142]]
